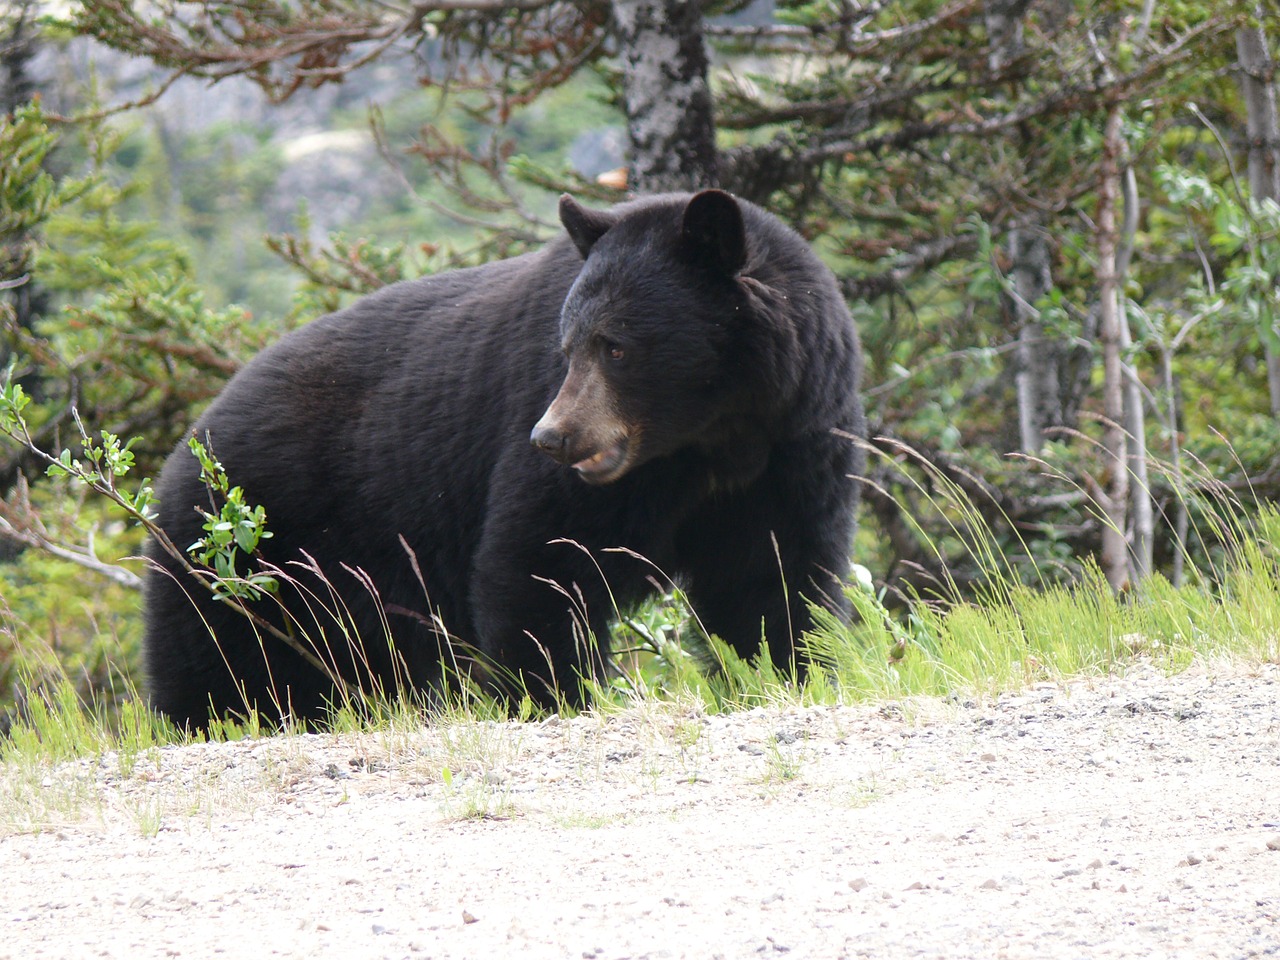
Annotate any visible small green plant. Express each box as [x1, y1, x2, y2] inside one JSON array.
[[668, 714, 708, 783], [3, 674, 106, 764], [113, 697, 162, 778], [846, 776, 883, 809], [131, 798, 163, 838], [761, 734, 805, 785], [184, 435, 277, 601], [1, 372, 273, 595], [438, 762, 517, 821]]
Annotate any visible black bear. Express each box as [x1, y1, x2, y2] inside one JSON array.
[[144, 190, 865, 729]]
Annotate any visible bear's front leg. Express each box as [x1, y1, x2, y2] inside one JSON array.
[[468, 489, 619, 708], [676, 435, 860, 674], [468, 562, 615, 709]]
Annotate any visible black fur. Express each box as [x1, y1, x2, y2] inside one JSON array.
[[144, 191, 865, 728]]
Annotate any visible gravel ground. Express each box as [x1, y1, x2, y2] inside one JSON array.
[[2, 659, 1278, 959]]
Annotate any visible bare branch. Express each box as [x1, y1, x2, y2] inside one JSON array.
[[71, 1, 604, 103], [0, 476, 142, 588], [0, 514, 143, 589], [43, 69, 187, 125]]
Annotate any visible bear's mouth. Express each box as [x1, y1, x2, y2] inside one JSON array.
[[572, 435, 631, 484]]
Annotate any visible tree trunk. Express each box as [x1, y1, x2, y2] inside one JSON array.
[[611, 0, 719, 192], [1105, 6, 1155, 584], [984, 0, 1060, 453], [1096, 100, 1130, 592], [1, 2, 38, 112], [1159, 340, 1188, 587], [1011, 228, 1059, 452], [1118, 166, 1152, 581], [0, 0, 46, 563], [0, 3, 51, 370], [1236, 20, 1280, 416]]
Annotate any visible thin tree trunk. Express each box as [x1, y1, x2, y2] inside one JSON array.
[[1118, 341, 1151, 584], [1117, 167, 1152, 580], [985, 0, 1059, 453], [0, 1, 45, 563], [1116, 0, 1155, 582], [1011, 228, 1058, 452], [1117, 303, 1152, 583], [611, 0, 719, 192], [1, 1, 46, 344], [1159, 341, 1187, 586], [1092, 10, 1152, 586], [1236, 19, 1280, 415], [1096, 100, 1130, 592]]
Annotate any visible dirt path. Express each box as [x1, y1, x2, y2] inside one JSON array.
[[3, 660, 1278, 959]]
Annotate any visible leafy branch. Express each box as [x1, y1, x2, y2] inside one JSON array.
[[0, 370, 341, 687]]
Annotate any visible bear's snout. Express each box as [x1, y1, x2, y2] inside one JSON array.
[[531, 356, 625, 468], [530, 421, 571, 460], [532, 374, 635, 484]]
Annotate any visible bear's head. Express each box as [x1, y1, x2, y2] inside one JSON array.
[[531, 190, 759, 485]]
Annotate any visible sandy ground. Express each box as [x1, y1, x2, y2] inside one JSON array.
[[2, 660, 1278, 959]]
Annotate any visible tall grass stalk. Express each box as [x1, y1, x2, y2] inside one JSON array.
[[3, 449, 1279, 791]]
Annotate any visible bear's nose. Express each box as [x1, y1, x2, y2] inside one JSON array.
[[530, 423, 570, 459]]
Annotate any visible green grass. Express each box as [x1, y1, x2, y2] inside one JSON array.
[[6, 507, 1280, 759], [3, 485, 1279, 835]]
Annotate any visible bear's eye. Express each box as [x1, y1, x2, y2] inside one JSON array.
[[605, 342, 625, 362]]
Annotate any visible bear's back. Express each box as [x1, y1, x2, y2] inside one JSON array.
[[151, 240, 586, 608]]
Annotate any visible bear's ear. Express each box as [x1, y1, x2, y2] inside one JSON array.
[[681, 189, 747, 277], [559, 194, 615, 259]]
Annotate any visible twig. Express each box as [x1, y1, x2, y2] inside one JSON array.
[[0, 492, 142, 589]]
